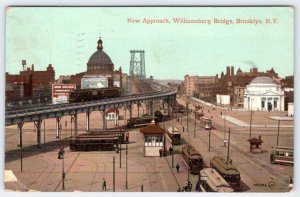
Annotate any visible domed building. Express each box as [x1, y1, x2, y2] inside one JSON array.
[[69, 37, 131, 96], [86, 38, 114, 75], [244, 76, 284, 111], [78, 38, 122, 89]]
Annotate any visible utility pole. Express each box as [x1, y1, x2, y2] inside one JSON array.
[[70, 117, 73, 138], [227, 128, 231, 163], [194, 111, 196, 138], [223, 110, 226, 142], [186, 101, 189, 133], [113, 156, 115, 192], [126, 144, 128, 189], [209, 127, 211, 152], [119, 130, 122, 168], [249, 110, 253, 138], [172, 127, 174, 168], [44, 120, 46, 152], [276, 119, 281, 146]]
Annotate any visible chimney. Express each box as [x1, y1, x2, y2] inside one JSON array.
[[31, 64, 34, 71], [231, 66, 234, 76], [226, 66, 230, 76]]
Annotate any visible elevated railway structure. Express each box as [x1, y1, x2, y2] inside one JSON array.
[[5, 78, 176, 148]]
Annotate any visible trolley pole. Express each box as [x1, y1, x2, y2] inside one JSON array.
[[276, 120, 281, 146], [126, 144, 128, 189], [113, 156, 115, 192], [249, 110, 253, 138], [194, 111, 196, 138], [227, 128, 231, 163], [43, 120, 46, 152]]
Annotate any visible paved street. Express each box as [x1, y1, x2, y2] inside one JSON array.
[[5, 99, 294, 192]]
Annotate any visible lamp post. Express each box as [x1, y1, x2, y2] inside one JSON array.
[[113, 156, 115, 192], [43, 120, 46, 152], [249, 98, 254, 138], [186, 99, 189, 133], [223, 110, 226, 143], [119, 129, 122, 168], [194, 111, 196, 138], [227, 128, 231, 163], [70, 116, 73, 138], [172, 127, 174, 168], [58, 147, 65, 190], [209, 125, 211, 152], [125, 144, 128, 189], [276, 119, 281, 146]]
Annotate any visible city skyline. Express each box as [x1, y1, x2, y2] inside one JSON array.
[[6, 7, 294, 79]]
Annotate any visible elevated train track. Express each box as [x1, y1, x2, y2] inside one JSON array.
[[5, 79, 176, 126]]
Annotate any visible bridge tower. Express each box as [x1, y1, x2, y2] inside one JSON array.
[[129, 50, 145, 78]]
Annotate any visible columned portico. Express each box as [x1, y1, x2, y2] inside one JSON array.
[[244, 77, 284, 111]]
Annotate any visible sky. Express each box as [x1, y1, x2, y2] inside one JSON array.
[[5, 7, 294, 80]]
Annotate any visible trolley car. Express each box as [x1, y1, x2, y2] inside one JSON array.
[[69, 87, 120, 103], [166, 127, 181, 145], [200, 168, 234, 192], [127, 116, 157, 128], [69, 136, 119, 151], [87, 129, 129, 143], [270, 146, 294, 166], [199, 117, 212, 130], [182, 144, 203, 174], [210, 156, 240, 189]]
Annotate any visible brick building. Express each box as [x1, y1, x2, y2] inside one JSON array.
[[6, 64, 55, 100], [187, 66, 281, 107], [184, 75, 198, 96]]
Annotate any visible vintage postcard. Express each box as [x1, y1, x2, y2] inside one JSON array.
[[4, 7, 294, 192]]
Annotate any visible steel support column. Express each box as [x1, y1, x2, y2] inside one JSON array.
[[74, 113, 78, 137], [18, 122, 24, 172], [86, 111, 91, 132], [137, 103, 140, 118], [129, 105, 132, 119], [34, 120, 42, 148], [56, 117, 61, 139], [167, 100, 171, 117], [100, 110, 106, 130]]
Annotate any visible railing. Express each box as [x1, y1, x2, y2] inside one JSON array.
[[6, 89, 176, 118]]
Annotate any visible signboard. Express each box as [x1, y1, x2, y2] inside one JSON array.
[[81, 76, 108, 89], [52, 84, 76, 104], [200, 176, 208, 181], [216, 94, 230, 105]]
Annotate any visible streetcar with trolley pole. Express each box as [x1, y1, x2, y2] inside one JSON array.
[[166, 127, 181, 145], [182, 144, 203, 174], [210, 155, 241, 190], [270, 146, 294, 166]]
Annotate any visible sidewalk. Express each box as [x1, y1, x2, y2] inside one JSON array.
[[220, 115, 294, 128]]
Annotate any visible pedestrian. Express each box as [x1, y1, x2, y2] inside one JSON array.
[[290, 177, 293, 184], [176, 163, 180, 173], [169, 147, 173, 155], [159, 148, 163, 157], [221, 112, 222, 116], [102, 178, 106, 191], [126, 132, 129, 142]]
